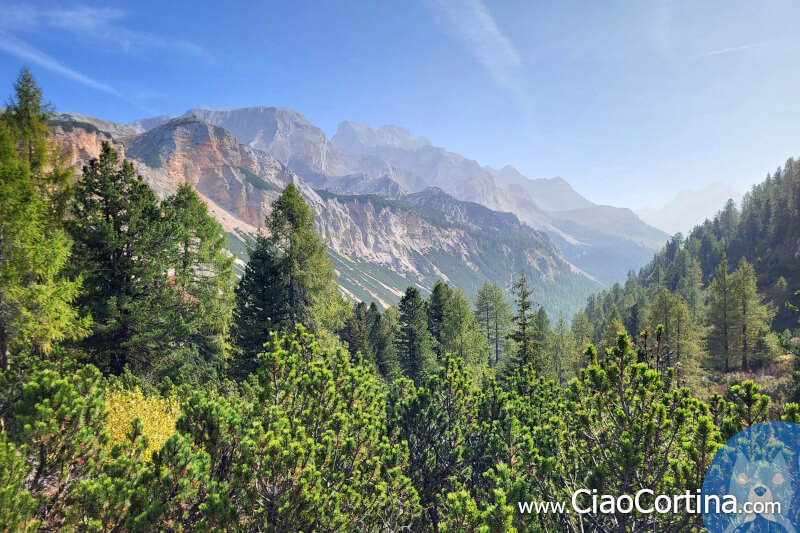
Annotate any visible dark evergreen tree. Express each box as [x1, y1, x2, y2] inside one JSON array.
[[367, 303, 402, 381], [503, 270, 544, 380], [69, 143, 189, 378], [232, 233, 290, 377], [396, 286, 435, 384], [339, 301, 374, 363], [427, 280, 453, 360]]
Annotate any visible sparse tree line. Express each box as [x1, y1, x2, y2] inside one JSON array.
[[2, 70, 800, 532]]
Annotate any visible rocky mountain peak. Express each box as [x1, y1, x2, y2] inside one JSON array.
[[181, 106, 336, 180]]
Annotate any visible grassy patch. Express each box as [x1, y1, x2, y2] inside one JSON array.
[[48, 119, 100, 135], [141, 151, 162, 168], [240, 167, 274, 190]]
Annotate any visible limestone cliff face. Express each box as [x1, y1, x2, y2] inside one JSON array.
[[50, 114, 128, 169], [53, 114, 600, 314], [182, 107, 341, 181]]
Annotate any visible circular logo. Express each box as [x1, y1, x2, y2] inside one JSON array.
[[703, 422, 800, 532]]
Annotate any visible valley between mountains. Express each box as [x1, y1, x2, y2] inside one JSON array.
[[52, 107, 670, 318]]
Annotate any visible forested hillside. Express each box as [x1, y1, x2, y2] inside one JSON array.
[[573, 160, 800, 403], [2, 70, 800, 532]]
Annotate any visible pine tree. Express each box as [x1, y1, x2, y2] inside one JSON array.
[[474, 281, 512, 366], [265, 183, 333, 327], [396, 286, 435, 384], [68, 142, 188, 377], [427, 280, 453, 360], [388, 357, 475, 531]]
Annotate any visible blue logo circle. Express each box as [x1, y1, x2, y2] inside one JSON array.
[[703, 422, 800, 532]]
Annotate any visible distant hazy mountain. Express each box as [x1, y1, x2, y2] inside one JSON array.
[[128, 115, 173, 133], [636, 183, 743, 236], [329, 120, 668, 284], [126, 107, 670, 285]]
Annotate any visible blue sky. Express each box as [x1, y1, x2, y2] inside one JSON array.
[[1, 1, 799, 208]]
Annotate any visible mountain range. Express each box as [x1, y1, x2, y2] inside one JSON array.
[[51, 106, 673, 318]]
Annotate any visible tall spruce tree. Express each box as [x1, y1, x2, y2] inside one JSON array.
[[232, 233, 290, 376], [396, 286, 435, 384], [503, 270, 543, 380], [367, 303, 402, 381], [340, 301, 374, 363]]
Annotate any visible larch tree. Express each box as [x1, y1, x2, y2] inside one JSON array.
[[551, 311, 575, 384], [474, 280, 512, 366], [730, 257, 774, 371], [265, 182, 333, 327], [161, 184, 236, 379], [441, 287, 489, 371], [0, 72, 88, 370], [708, 254, 734, 373]]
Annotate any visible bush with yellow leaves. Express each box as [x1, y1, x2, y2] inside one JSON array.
[[105, 386, 181, 456]]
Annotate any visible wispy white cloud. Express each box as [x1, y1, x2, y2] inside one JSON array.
[[691, 41, 772, 59], [0, 4, 210, 60], [423, 0, 523, 95], [0, 31, 156, 114]]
